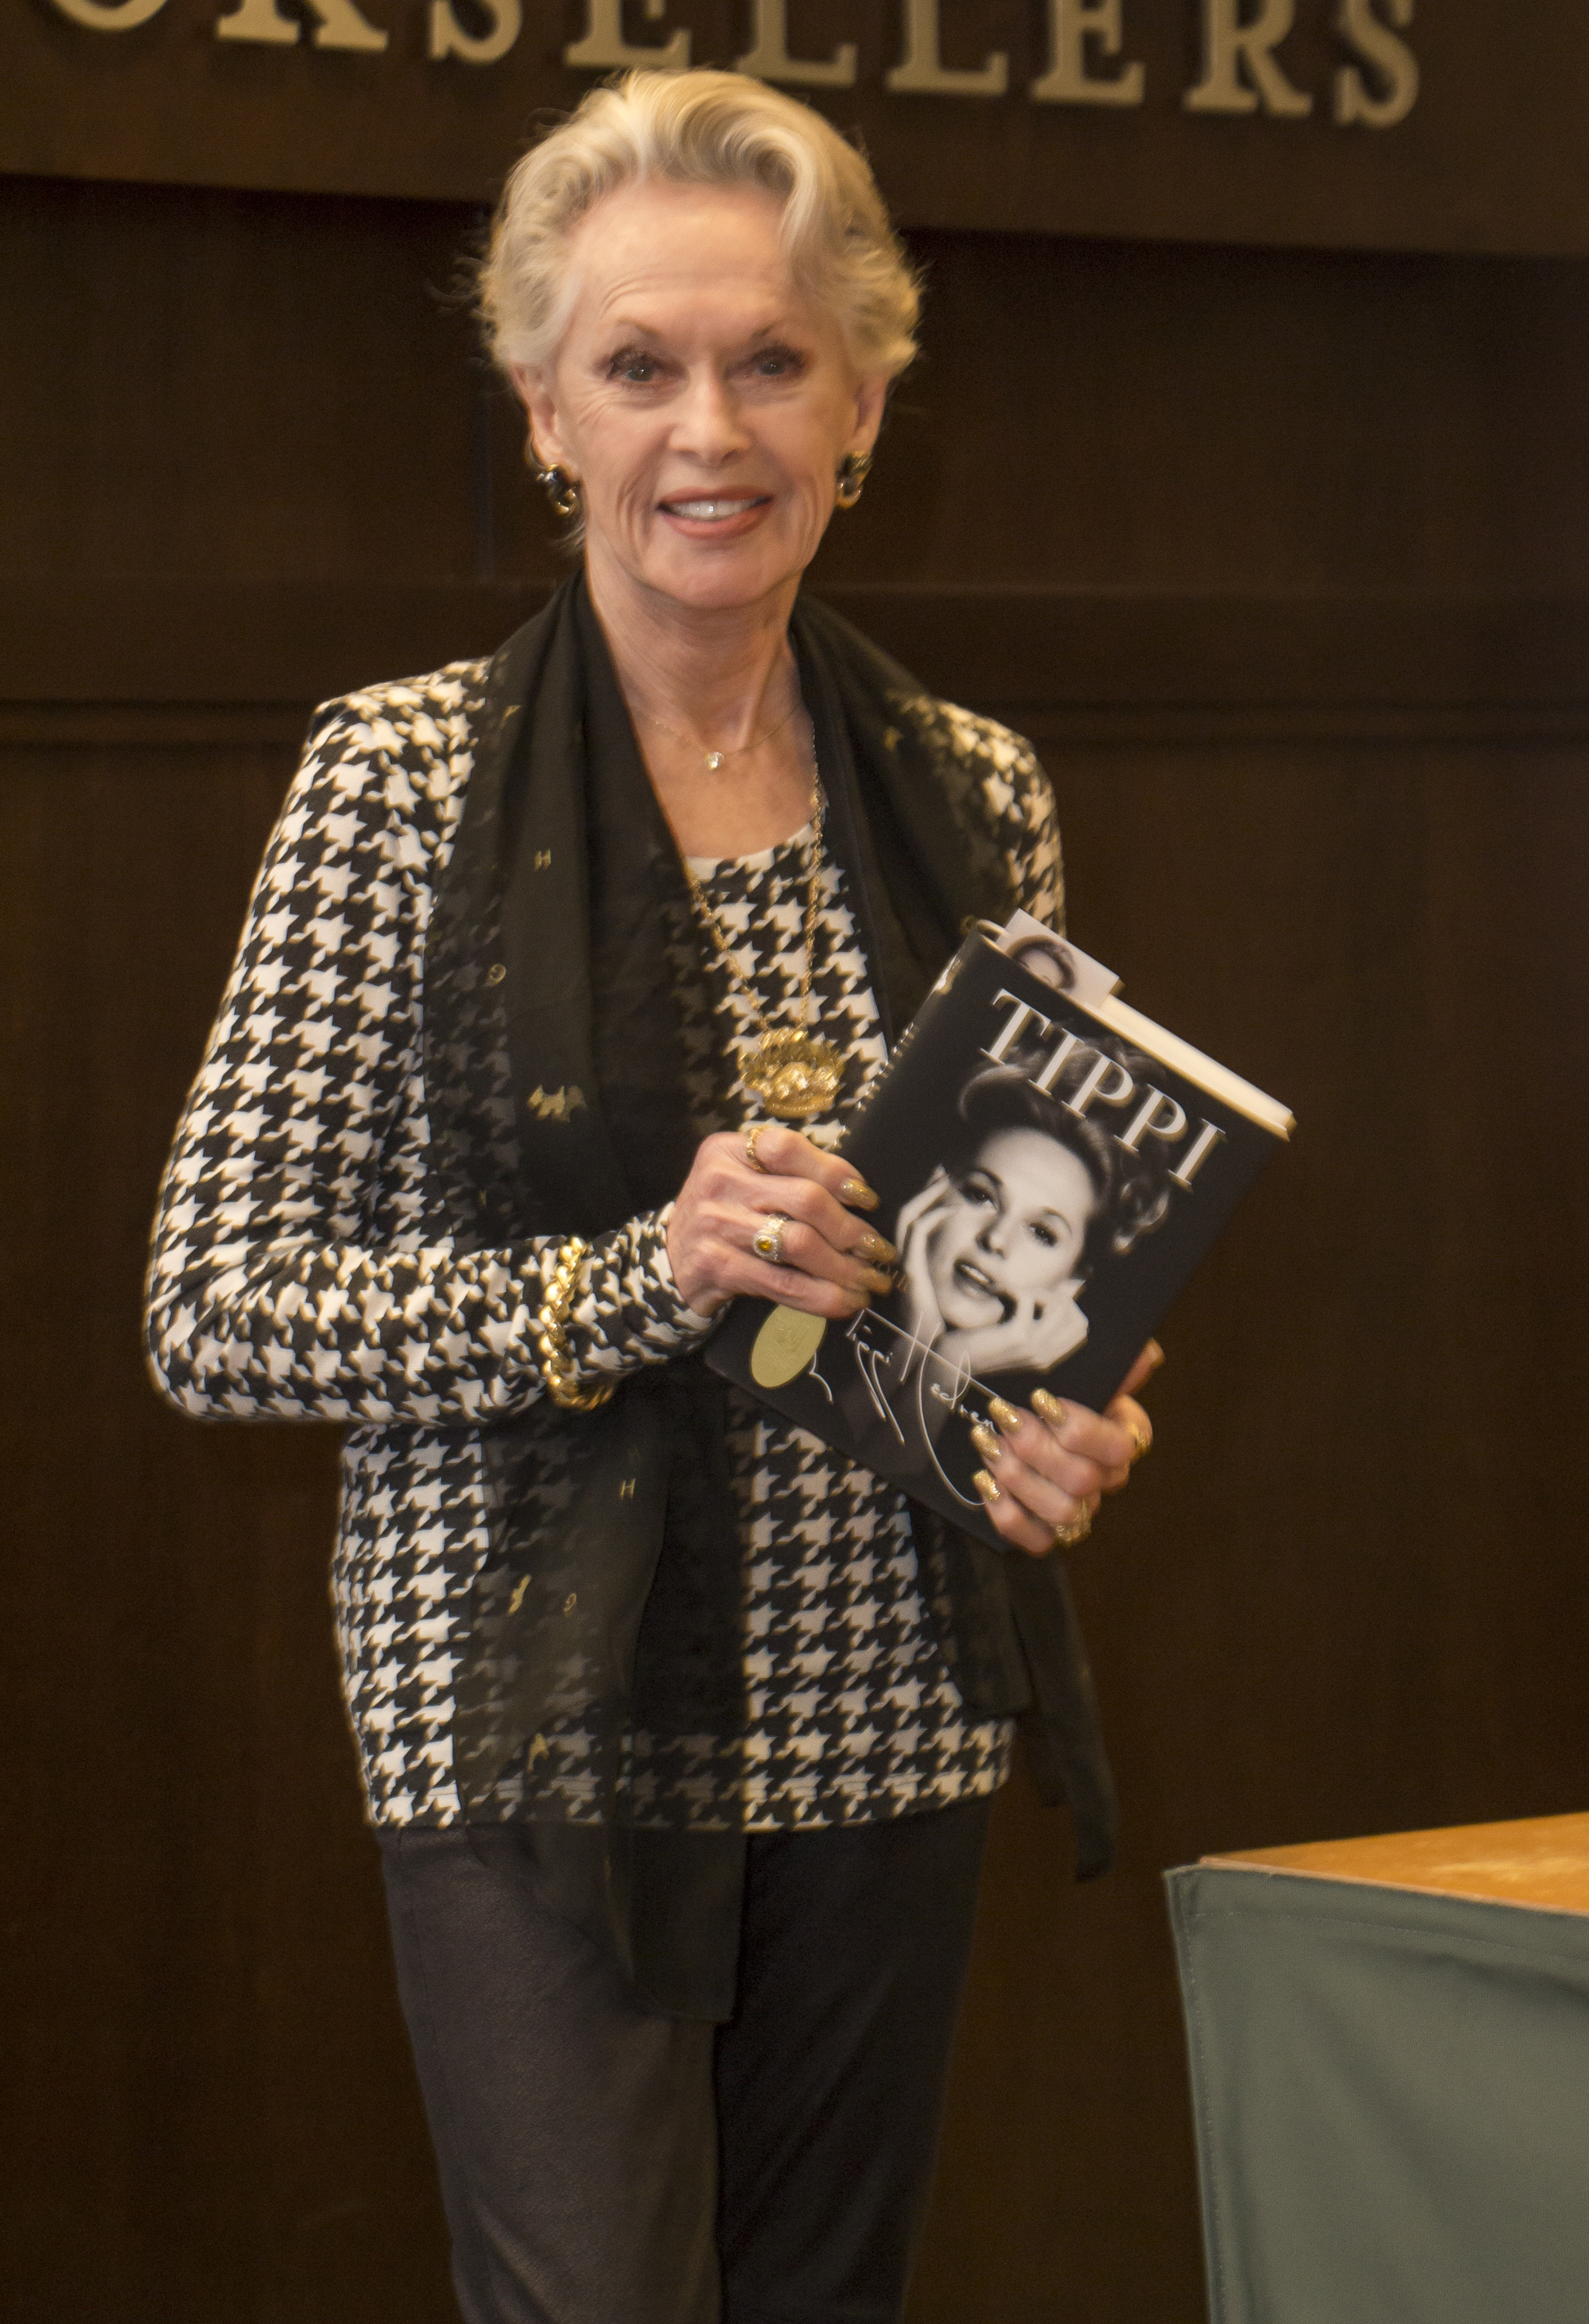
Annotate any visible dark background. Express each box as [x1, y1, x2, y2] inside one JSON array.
[[5, 157, 1589, 2322]]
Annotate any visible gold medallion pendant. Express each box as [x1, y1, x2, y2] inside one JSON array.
[[743, 1028, 845, 1121]]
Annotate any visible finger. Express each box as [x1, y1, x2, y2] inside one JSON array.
[[744, 1262, 872, 1318], [749, 1211, 894, 1299], [670, 1238, 866, 1321], [973, 1484, 1056, 1557], [1117, 1339, 1165, 1399], [741, 1122, 880, 1211], [1030, 1387, 1138, 1474], [1105, 1392, 1153, 1477], [752, 1175, 897, 1272], [971, 1455, 1098, 1559], [716, 1234, 873, 1318], [972, 1425, 1095, 1532], [985, 1393, 1130, 1496]]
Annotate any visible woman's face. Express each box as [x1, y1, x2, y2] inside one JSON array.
[[926, 1129, 1098, 1332], [514, 179, 887, 621]]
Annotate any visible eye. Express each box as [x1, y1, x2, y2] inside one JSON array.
[[607, 346, 666, 386], [958, 1170, 999, 1211], [1029, 1220, 1059, 1250], [745, 342, 807, 381]]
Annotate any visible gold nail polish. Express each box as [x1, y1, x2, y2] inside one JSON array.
[[858, 1229, 897, 1263], [988, 1395, 1023, 1436], [1031, 1388, 1069, 1428], [970, 1422, 1002, 1463], [860, 1265, 896, 1295], [841, 1178, 880, 1211], [1146, 1339, 1166, 1372], [973, 1468, 1001, 1504]]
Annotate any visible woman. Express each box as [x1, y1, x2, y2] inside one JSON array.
[[899, 1045, 1172, 1386], [146, 70, 1155, 2324]]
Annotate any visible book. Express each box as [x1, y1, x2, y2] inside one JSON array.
[[706, 914, 1294, 1550]]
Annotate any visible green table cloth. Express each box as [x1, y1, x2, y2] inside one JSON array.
[[1167, 1817, 1589, 2324]]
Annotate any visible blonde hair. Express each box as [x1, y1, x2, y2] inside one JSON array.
[[479, 70, 920, 383]]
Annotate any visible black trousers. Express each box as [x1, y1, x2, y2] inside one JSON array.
[[379, 1796, 992, 2324]]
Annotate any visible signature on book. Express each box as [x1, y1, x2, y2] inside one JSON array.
[[807, 1308, 992, 1512]]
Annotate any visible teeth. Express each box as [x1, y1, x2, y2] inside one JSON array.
[[668, 498, 755, 519]]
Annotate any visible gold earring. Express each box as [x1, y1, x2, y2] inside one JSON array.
[[528, 452, 582, 521], [835, 451, 873, 510]]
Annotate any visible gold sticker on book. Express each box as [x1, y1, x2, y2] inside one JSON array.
[[751, 1306, 827, 1388]]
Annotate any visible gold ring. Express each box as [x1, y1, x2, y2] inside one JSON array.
[[745, 1122, 769, 1172], [752, 1212, 790, 1267], [1051, 1508, 1092, 1549]]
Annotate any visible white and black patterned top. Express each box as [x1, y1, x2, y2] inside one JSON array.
[[146, 655, 1064, 1832]]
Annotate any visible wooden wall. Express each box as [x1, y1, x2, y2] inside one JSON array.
[[5, 170, 1589, 2322]]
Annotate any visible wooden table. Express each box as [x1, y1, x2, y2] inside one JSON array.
[[1166, 1813, 1589, 2324]]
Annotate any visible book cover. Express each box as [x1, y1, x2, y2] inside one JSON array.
[[707, 918, 1294, 1551]]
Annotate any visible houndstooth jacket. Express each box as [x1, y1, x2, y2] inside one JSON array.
[[144, 647, 1064, 1829]]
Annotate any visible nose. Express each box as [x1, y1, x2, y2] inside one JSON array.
[[975, 1213, 1008, 1261], [669, 366, 752, 466]]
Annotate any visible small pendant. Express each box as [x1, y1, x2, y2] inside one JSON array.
[[704, 751, 724, 772], [742, 1028, 845, 1121]]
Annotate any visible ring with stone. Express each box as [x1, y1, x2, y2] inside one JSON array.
[[1050, 1507, 1092, 1550], [745, 1122, 770, 1173], [752, 1212, 791, 1267]]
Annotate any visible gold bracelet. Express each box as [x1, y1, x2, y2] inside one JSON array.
[[535, 1236, 617, 1412]]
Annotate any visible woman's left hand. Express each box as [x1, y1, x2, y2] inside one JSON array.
[[969, 1340, 1162, 1559]]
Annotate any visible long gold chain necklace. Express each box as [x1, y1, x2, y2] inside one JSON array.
[[679, 761, 846, 1123], [641, 696, 800, 775]]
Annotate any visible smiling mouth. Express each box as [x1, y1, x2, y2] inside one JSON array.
[[659, 496, 770, 521], [952, 1258, 1012, 1320]]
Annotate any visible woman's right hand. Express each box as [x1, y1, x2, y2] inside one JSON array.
[[667, 1124, 898, 1320]]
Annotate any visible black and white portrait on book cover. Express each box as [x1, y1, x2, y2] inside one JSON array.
[[758, 1033, 1175, 1523]]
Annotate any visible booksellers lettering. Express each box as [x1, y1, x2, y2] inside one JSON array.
[[48, 0, 1420, 131]]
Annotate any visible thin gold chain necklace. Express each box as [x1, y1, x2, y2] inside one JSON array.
[[640, 695, 800, 774], [679, 760, 846, 1123]]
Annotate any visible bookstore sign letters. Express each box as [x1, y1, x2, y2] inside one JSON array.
[[44, 0, 1420, 132], [10, 0, 1589, 254]]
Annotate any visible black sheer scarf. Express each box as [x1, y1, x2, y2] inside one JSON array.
[[423, 572, 1113, 2016]]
